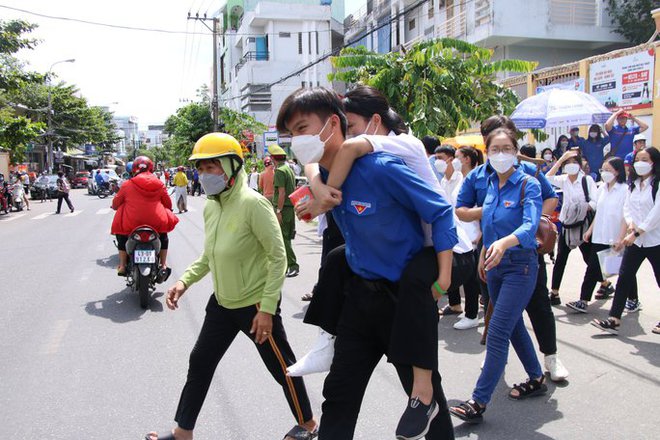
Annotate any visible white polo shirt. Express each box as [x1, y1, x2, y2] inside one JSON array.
[[592, 182, 627, 245], [624, 177, 660, 248]]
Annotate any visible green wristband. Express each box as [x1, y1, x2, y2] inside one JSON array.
[[434, 281, 447, 296]]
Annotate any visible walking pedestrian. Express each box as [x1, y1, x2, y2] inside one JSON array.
[[546, 149, 609, 305], [191, 168, 201, 195], [146, 133, 317, 440], [592, 147, 660, 335], [567, 157, 632, 313], [278, 86, 457, 440], [270, 145, 299, 278], [456, 115, 569, 382], [449, 127, 546, 424], [55, 171, 74, 214], [173, 166, 188, 213], [248, 164, 260, 191]]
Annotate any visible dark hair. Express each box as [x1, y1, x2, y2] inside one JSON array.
[[555, 135, 569, 150], [628, 147, 660, 190], [588, 124, 603, 141], [480, 115, 517, 137], [276, 87, 347, 136], [485, 128, 518, 150], [562, 149, 583, 167], [520, 144, 537, 159], [57, 172, 63, 177], [342, 86, 408, 135], [422, 135, 440, 156], [457, 146, 483, 168], [603, 156, 626, 184], [541, 148, 554, 159], [434, 145, 456, 158]]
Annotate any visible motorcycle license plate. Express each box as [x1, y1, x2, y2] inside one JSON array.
[[134, 250, 156, 264]]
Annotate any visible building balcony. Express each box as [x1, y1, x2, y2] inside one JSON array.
[[235, 51, 270, 76]]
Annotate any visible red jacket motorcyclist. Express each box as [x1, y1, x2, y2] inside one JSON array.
[[111, 171, 178, 235]]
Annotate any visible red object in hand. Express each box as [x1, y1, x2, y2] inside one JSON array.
[[289, 186, 314, 222]]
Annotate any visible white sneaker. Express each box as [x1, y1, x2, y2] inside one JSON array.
[[544, 354, 569, 382], [286, 329, 335, 377], [453, 317, 479, 330]]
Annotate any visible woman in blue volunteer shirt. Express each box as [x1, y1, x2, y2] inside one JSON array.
[[553, 135, 570, 160], [580, 124, 609, 177], [449, 128, 545, 424]]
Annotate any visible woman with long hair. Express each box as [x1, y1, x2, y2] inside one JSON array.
[[553, 135, 570, 160], [592, 147, 660, 335], [581, 124, 610, 178], [455, 146, 484, 177]]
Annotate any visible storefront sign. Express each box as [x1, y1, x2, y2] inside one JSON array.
[[589, 49, 655, 111], [536, 78, 585, 94]]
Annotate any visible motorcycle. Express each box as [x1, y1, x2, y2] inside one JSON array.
[[121, 225, 171, 309], [11, 184, 25, 212], [97, 178, 120, 199]]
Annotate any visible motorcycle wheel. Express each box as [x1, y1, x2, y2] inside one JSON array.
[[97, 190, 108, 199], [138, 272, 150, 309]]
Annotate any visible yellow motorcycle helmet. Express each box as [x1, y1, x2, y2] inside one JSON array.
[[189, 133, 243, 162], [267, 144, 286, 157]]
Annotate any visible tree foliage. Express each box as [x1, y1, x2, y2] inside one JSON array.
[[329, 38, 537, 137], [607, 0, 657, 45], [163, 95, 266, 166]]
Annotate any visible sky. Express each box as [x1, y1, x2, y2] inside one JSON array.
[[2, 0, 364, 129]]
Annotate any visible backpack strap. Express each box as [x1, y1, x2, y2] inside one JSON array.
[[581, 175, 590, 203]]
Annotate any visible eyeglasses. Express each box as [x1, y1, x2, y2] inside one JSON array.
[[487, 146, 516, 155]]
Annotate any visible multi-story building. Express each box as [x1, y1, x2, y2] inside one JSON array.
[[344, 0, 627, 69], [112, 116, 139, 157], [140, 124, 167, 148], [218, 0, 345, 130]]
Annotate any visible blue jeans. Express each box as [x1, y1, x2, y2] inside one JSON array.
[[473, 249, 542, 405]]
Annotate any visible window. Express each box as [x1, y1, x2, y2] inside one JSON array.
[[428, 0, 435, 18], [247, 37, 255, 43], [408, 18, 416, 31], [279, 32, 291, 38], [298, 32, 303, 54]]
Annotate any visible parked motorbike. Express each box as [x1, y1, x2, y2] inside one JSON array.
[[121, 225, 171, 309]]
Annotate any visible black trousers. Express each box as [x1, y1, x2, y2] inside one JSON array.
[[319, 270, 454, 440], [56, 192, 74, 213], [311, 213, 345, 296], [174, 295, 313, 430], [191, 181, 201, 196], [580, 243, 637, 302], [552, 235, 599, 291], [526, 254, 557, 356], [446, 251, 479, 319], [610, 244, 660, 319]]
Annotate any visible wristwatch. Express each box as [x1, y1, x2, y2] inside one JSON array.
[[634, 231, 641, 237]]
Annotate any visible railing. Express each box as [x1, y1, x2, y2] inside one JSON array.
[[235, 51, 270, 75], [435, 10, 467, 39], [474, 0, 492, 27], [549, 0, 598, 26]]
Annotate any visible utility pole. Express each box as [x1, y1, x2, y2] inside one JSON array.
[[187, 12, 220, 131]]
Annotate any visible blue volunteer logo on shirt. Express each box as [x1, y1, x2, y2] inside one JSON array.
[[350, 200, 372, 215]]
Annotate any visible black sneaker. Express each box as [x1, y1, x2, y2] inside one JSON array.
[[595, 283, 614, 300], [591, 318, 620, 335], [549, 293, 561, 306], [566, 300, 588, 313], [286, 267, 299, 278], [395, 397, 439, 440]]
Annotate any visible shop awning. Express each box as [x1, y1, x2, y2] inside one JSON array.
[[65, 148, 85, 156]]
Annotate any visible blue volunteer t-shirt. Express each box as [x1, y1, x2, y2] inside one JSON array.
[[607, 125, 640, 160]]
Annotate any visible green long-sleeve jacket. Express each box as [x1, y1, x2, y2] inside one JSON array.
[[179, 171, 286, 315]]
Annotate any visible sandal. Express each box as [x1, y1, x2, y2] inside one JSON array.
[[448, 399, 485, 424], [591, 317, 620, 335], [283, 425, 318, 439], [117, 266, 126, 277], [594, 283, 614, 300], [652, 322, 660, 335], [509, 376, 547, 400], [144, 430, 176, 440], [439, 305, 462, 316]]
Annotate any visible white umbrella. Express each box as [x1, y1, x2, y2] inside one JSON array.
[[510, 89, 612, 129]]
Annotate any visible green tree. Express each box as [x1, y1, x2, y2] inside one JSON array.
[[330, 38, 537, 137], [607, 0, 657, 45]]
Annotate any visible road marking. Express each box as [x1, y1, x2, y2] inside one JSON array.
[[0, 213, 26, 222], [31, 213, 51, 220], [64, 210, 82, 217], [42, 319, 71, 355], [96, 208, 112, 215]]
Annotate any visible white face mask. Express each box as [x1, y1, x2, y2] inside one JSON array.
[[434, 159, 448, 174], [560, 141, 569, 148], [489, 153, 516, 174], [564, 163, 580, 175], [589, 132, 598, 139], [634, 161, 653, 177], [543, 153, 553, 162], [600, 171, 615, 184], [451, 158, 462, 172], [290, 119, 334, 166]]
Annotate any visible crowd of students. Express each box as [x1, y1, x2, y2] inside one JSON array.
[[145, 86, 659, 440]]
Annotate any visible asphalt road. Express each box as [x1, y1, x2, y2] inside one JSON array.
[[0, 189, 658, 439]]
